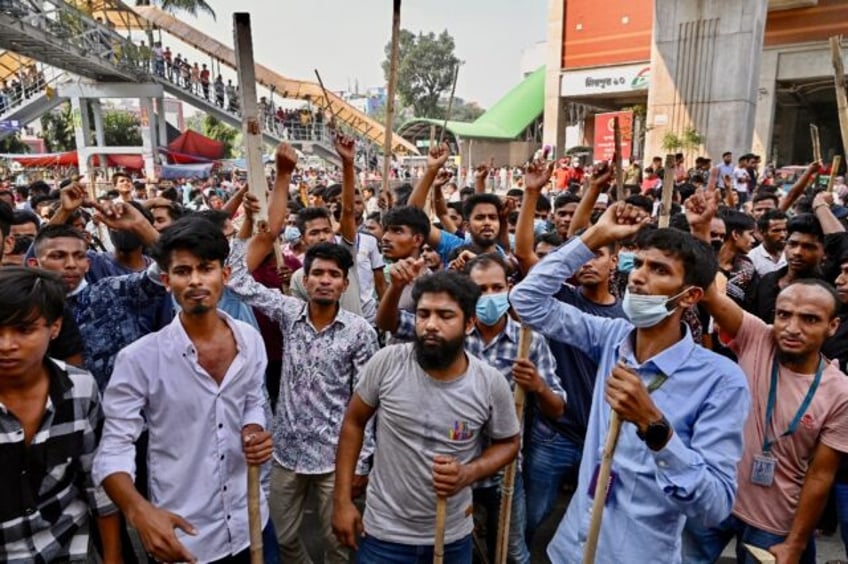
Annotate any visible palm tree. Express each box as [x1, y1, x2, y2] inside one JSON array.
[[135, 0, 216, 20]]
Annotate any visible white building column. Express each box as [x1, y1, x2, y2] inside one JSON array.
[[542, 0, 566, 157], [752, 49, 779, 162]]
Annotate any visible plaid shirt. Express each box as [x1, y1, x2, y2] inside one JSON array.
[[0, 360, 115, 563]]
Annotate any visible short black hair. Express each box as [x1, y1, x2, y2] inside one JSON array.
[[783, 278, 840, 319], [465, 252, 511, 280], [303, 241, 354, 277], [638, 228, 718, 289], [462, 193, 502, 220], [506, 188, 524, 199], [625, 194, 654, 215], [381, 205, 431, 239], [720, 209, 755, 239], [722, 151, 732, 158], [9, 233, 34, 255], [447, 201, 463, 215], [787, 213, 824, 244], [151, 217, 230, 271], [112, 172, 131, 184], [411, 270, 481, 323], [757, 209, 788, 232], [554, 193, 580, 210], [0, 266, 66, 326], [33, 223, 88, 256], [122, 201, 154, 225], [296, 207, 332, 235], [12, 209, 40, 230], [28, 180, 50, 195], [459, 186, 475, 199], [535, 194, 551, 213], [0, 200, 13, 240], [752, 192, 779, 207], [534, 231, 563, 248], [195, 209, 231, 230], [151, 201, 186, 222]]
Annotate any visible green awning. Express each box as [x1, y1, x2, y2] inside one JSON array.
[[399, 66, 545, 141]]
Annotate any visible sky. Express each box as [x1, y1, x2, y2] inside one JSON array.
[[177, 0, 548, 109]]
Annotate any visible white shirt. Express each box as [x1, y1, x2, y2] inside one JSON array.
[[748, 243, 786, 276], [352, 232, 384, 324], [93, 312, 269, 562], [733, 166, 750, 193], [717, 163, 735, 187]]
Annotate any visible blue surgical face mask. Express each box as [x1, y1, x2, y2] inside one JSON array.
[[618, 251, 636, 273], [621, 287, 692, 328], [476, 292, 510, 326], [283, 225, 301, 243]]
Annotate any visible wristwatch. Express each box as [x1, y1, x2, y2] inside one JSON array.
[[637, 415, 672, 451]]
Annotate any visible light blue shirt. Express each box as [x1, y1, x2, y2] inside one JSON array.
[[510, 237, 750, 564]]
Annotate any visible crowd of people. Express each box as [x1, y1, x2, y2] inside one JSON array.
[[1, 129, 848, 564]]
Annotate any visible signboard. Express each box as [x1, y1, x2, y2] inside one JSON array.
[[593, 111, 633, 162], [0, 120, 21, 134], [561, 64, 650, 97]]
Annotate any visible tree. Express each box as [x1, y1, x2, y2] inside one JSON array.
[[0, 134, 30, 154], [134, 0, 215, 19], [448, 98, 484, 123], [40, 102, 77, 152], [104, 110, 143, 146], [383, 29, 460, 119], [186, 114, 241, 158]]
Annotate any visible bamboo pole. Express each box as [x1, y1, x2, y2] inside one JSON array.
[[828, 155, 842, 192], [382, 0, 402, 197], [494, 327, 533, 564], [612, 117, 623, 201], [439, 63, 460, 146], [659, 153, 676, 228], [247, 465, 263, 564], [582, 411, 623, 564], [811, 124, 822, 164], [830, 36, 848, 157], [434, 496, 447, 564]]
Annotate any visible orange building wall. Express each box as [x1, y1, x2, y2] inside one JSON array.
[[764, 0, 848, 47], [562, 0, 653, 69]]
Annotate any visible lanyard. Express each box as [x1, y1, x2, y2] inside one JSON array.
[[762, 356, 824, 453]]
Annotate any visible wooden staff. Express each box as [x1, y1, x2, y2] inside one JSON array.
[[494, 326, 533, 564], [247, 465, 263, 564], [582, 411, 622, 564], [830, 36, 848, 158], [811, 124, 822, 164], [382, 0, 402, 197], [434, 496, 447, 564], [659, 153, 676, 228], [314, 69, 337, 124], [234, 12, 283, 268], [439, 63, 460, 146], [612, 117, 623, 201], [828, 155, 842, 192]]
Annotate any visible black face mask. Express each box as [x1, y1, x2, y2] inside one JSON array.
[[710, 240, 723, 253], [109, 229, 143, 252]]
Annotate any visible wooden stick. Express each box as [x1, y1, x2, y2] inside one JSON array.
[[434, 496, 447, 564], [314, 69, 337, 124], [494, 326, 533, 564], [247, 465, 263, 564], [828, 155, 842, 192], [582, 410, 623, 564], [811, 124, 822, 164], [830, 36, 848, 159], [612, 117, 623, 202], [234, 12, 283, 268], [382, 0, 402, 197], [438, 63, 460, 146], [659, 153, 676, 228]]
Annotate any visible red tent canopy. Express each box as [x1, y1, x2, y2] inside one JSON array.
[[168, 129, 224, 163], [1, 151, 144, 169]]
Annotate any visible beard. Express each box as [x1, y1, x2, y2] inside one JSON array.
[[185, 303, 212, 315], [413, 333, 465, 371]]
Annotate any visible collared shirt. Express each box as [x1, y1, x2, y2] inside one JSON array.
[[93, 312, 269, 563], [1, 360, 115, 564], [748, 243, 786, 277], [227, 240, 379, 474], [67, 264, 169, 389], [510, 237, 750, 564]]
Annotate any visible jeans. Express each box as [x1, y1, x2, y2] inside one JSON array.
[[472, 473, 530, 564], [356, 534, 472, 564], [268, 462, 348, 564], [151, 522, 279, 564], [835, 481, 848, 555], [683, 513, 816, 564], [523, 423, 582, 543]]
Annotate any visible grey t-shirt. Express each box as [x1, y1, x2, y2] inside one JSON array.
[[356, 343, 520, 545]]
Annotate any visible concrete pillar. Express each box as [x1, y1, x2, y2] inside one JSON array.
[[752, 49, 779, 163], [645, 0, 768, 160], [139, 97, 156, 175], [89, 99, 108, 179], [70, 97, 97, 193], [157, 96, 168, 161], [542, 0, 566, 157]]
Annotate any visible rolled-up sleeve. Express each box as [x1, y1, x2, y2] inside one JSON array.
[[93, 350, 148, 486], [652, 383, 750, 527]]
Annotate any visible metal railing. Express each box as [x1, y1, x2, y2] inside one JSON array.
[[0, 63, 69, 120]]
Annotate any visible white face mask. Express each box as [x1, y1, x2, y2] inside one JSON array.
[[621, 287, 692, 328]]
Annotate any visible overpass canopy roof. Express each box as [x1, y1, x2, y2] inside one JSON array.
[[0, 52, 34, 84], [398, 66, 545, 141]]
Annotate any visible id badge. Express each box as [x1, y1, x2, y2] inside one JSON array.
[[587, 463, 617, 504], [751, 454, 776, 487]]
